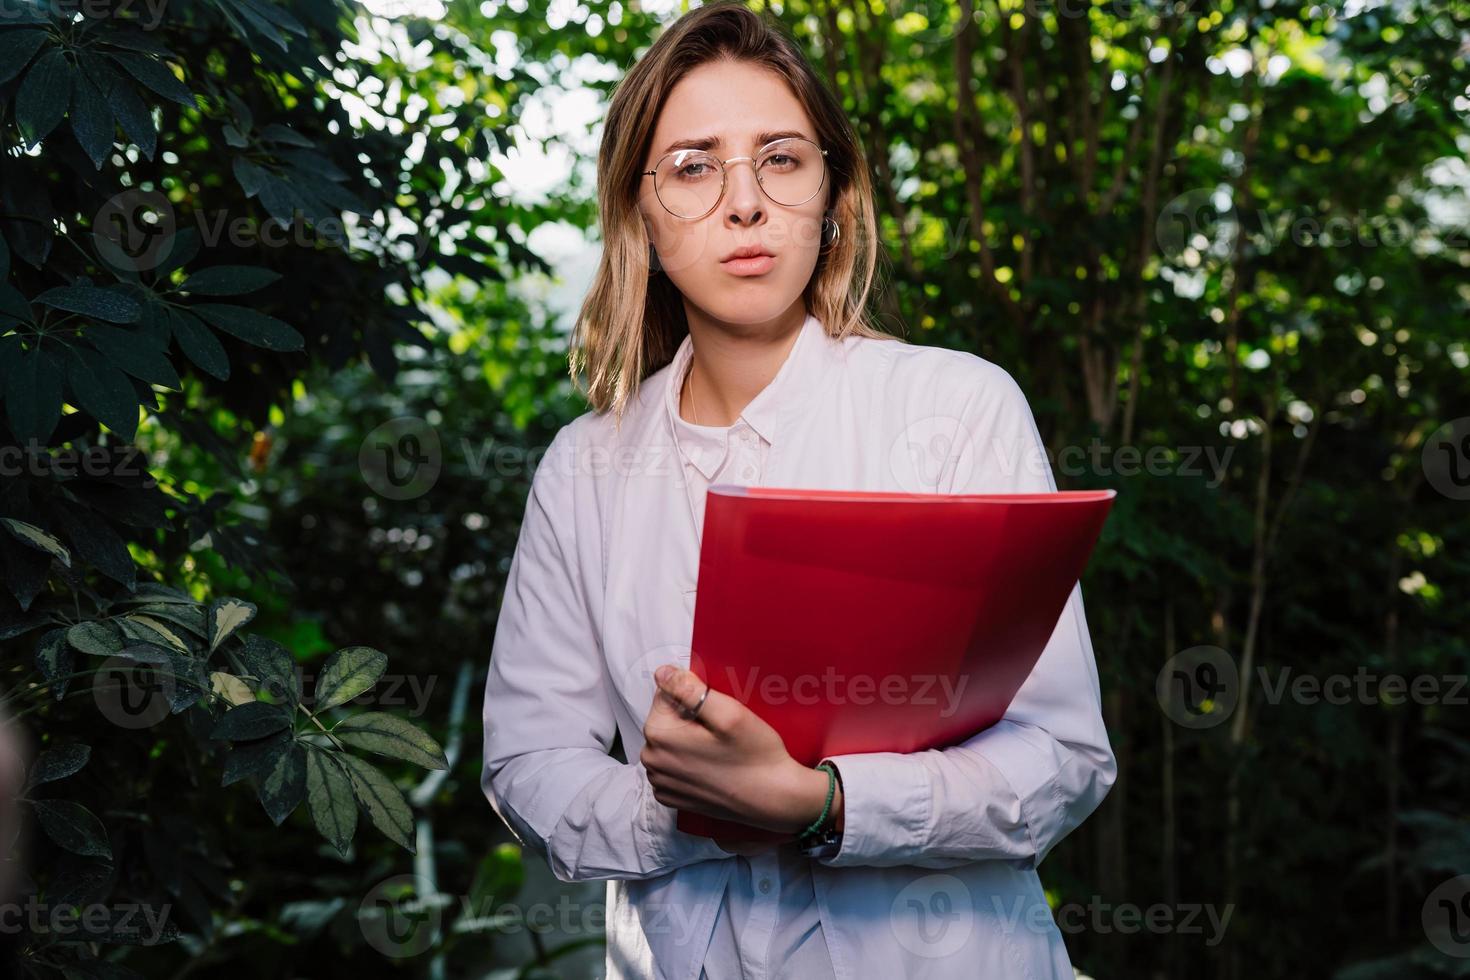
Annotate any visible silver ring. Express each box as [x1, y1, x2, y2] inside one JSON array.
[[683, 684, 710, 720]]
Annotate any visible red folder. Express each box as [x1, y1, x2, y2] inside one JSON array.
[[675, 486, 1117, 841]]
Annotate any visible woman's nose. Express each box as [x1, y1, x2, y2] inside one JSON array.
[[723, 159, 765, 221]]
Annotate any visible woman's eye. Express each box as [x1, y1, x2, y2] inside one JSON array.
[[676, 163, 713, 178]]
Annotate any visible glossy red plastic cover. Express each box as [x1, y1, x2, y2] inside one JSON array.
[[675, 486, 1117, 840]]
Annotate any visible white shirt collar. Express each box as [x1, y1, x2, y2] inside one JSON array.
[[664, 312, 828, 479]]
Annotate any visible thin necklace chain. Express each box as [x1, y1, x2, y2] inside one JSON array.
[[684, 363, 699, 426]]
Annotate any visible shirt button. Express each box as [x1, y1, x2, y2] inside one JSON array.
[[758, 877, 771, 894], [742, 465, 757, 480]]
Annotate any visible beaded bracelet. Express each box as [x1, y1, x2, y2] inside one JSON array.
[[796, 762, 839, 841]]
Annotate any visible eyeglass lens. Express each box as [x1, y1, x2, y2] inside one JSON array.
[[653, 138, 825, 219]]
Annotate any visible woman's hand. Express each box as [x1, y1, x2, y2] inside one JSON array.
[[640, 664, 840, 835]]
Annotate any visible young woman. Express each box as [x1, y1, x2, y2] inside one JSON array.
[[480, 4, 1116, 978]]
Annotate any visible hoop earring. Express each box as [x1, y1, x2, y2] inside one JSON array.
[[819, 213, 840, 252], [648, 242, 662, 275]]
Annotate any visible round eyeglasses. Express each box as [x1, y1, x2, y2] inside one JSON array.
[[641, 137, 829, 220]]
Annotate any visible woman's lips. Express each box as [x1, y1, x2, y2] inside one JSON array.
[[720, 254, 775, 276]]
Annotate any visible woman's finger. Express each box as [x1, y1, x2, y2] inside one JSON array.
[[651, 664, 738, 732]]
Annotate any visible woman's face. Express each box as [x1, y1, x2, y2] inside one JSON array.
[[638, 59, 829, 327]]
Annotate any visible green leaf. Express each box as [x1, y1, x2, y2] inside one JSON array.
[[17, 48, 72, 146], [212, 670, 255, 705], [2, 346, 63, 444], [34, 627, 74, 701], [221, 731, 291, 787], [230, 0, 289, 51], [65, 620, 120, 657], [155, 226, 200, 277], [166, 308, 230, 381], [181, 266, 282, 296], [97, 27, 175, 57], [134, 293, 172, 344], [0, 283, 29, 325], [30, 799, 111, 859], [1, 518, 71, 568], [26, 744, 91, 789], [118, 615, 189, 654], [259, 122, 314, 147], [313, 646, 387, 711], [83, 56, 157, 159], [0, 530, 51, 614], [292, 172, 372, 217], [0, 606, 48, 644], [257, 741, 306, 826], [206, 596, 257, 653], [0, 30, 48, 85], [192, 303, 303, 352], [306, 748, 357, 856], [0, 3, 51, 25], [278, 148, 346, 180], [223, 92, 253, 126], [210, 701, 291, 741], [48, 855, 121, 922], [83, 325, 180, 388], [236, 0, 308, 37], [232, 158, 269, 198], [108, 647, 208, 715], [53, 500, 137, 590], [65, 347, 139, 440], [34, 286, 141, 323], [121, 583, 195, 606], [105, 637, 164, 663], [0, 165, 53, 267], [337, 754, 415, 851], [123, 601, 206, 636], [107, 52, 195, 108], [333, 713, 448, 770], [239, 634, 301, 706], [107, 644, 207, 717], [257, 176, 314, 226], [69, 73, 115, 169]]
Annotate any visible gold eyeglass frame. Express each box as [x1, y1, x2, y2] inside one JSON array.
[[641, 137, 830, 220]]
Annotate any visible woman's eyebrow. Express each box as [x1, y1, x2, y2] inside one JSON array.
[[658, 130, 811, 155]]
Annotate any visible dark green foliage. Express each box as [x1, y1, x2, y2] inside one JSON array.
[[1, 0, 1465, 978], [0, 0, 535, 975]]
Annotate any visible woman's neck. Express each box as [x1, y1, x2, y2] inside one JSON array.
[[679, 307, 806, 427]]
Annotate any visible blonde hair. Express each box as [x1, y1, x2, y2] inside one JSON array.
[[569, 0, 898, 424]]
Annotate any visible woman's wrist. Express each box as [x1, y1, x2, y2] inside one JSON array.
[[774, 760, 844, 835]]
